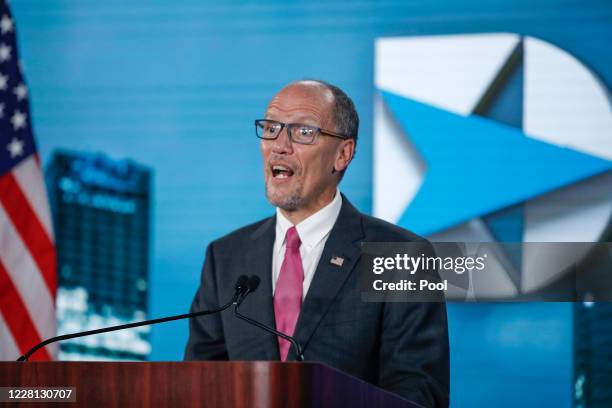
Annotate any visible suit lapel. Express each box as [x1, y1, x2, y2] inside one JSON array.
[[290, 195, 365, 358], [243, 215, 279, 360]]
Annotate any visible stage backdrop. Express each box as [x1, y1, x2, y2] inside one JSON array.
[[12, 1, 612, 407]]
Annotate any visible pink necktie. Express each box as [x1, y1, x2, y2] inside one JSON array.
[[274, 226, 304, 361]]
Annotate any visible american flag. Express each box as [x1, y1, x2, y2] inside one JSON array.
[[0, 0, 56, 361]]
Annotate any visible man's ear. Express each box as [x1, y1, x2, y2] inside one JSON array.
[[334, 139, 355, 173]]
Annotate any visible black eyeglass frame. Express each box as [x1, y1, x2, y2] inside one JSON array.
[[254, 119, 349, 145]]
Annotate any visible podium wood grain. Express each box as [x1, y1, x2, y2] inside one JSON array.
[[0, 361, 418, 407]]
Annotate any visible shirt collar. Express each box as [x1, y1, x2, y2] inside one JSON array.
[[275, 189, 342, 250]]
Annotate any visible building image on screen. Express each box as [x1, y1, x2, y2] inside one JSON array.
[[45, 151, 152, 361], [574, 302, 612, 407]]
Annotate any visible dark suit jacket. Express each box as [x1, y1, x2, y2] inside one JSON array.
[[184, 195, 450, 407]]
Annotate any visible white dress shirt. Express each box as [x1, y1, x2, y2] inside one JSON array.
[[272, 190, 342, 298]]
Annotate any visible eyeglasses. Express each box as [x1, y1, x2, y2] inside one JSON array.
[[255, 119, 348, 145]]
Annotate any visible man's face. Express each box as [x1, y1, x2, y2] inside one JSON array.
[[261, 82, 344, 213]]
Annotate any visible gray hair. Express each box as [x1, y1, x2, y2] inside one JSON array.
[[290, 79, 359, 180], [300, 79, 359, 150]]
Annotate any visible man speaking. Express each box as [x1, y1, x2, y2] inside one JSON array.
[[184, 80, 449, 407]]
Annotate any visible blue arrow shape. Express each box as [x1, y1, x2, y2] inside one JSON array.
[[380, 89, 612, 236]]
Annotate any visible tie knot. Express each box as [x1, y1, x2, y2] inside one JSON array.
[[285, 226, 301, 249]]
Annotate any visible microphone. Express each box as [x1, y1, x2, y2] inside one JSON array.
[[17, 275, 251, 362], [234, 275, 305, 361]]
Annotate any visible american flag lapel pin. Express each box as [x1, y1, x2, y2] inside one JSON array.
[[330, 255, 344, 267]]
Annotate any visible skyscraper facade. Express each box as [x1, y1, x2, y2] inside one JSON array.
[[46, 150, 152, 360], [574, 302, 612, 408]]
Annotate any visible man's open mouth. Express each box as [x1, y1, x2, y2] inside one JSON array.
[[271, 164, 295, 179]]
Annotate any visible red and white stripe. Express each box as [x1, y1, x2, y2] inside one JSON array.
[[0, 155, 57, 361]]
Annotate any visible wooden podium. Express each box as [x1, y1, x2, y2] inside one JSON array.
[[0, 361, 419, 407]]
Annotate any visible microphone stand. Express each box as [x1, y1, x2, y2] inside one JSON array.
[[234, 289, 305, 361], [17, 275, 252, 362]]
